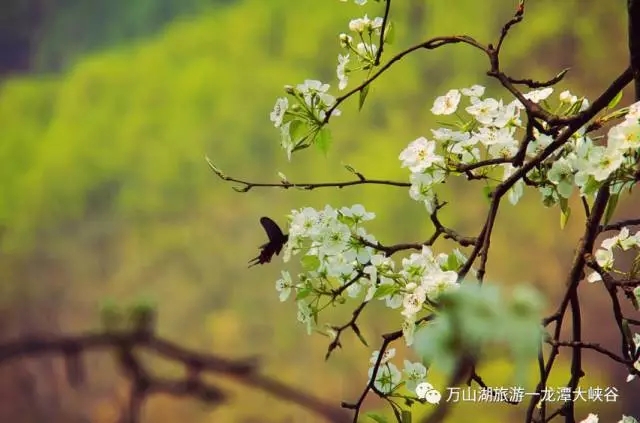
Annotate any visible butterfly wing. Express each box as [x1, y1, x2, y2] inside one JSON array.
[[259, 217, 286, 244], [273, 233, 288, 255], [248, 217, 288, 267], [248, 245, 275, 267]]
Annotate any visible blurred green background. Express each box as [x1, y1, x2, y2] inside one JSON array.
[[0, 0, 637, 422]]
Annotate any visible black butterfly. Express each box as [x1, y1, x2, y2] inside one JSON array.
[[248, 217, 289, 267]]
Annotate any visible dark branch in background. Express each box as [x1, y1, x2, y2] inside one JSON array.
[[629, 0, 640, 100], [0, 331, 351, 423], [548, 340, 631, 366]]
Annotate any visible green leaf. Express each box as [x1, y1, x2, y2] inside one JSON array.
[[301, 255, 320, 271], [559, 197, 570, 229], [383, 21, 395, 45], [343, 163, 357, 175], [205, 157, 223, 175], [607, 89, 624, 110], [401, 410, 412, 423], [446, 253, 458, 271], [281, 111, 295, 125], [296, 286, 313, 301], [366, 413, 389, 423], [566, 98, 585, 115], [352, 323, 369, 347], [560, 207, 571, 229], [581, 177, 601, 197], [315, 126, 332, 155], [291, 141, 311, 155], [289, 119, 308, 143], [603, 193, 619, 225], [373, 284, 397, 299], [359, 84, 370, 111]]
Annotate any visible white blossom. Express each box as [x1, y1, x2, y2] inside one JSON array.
[[431, 89, 461, 115]]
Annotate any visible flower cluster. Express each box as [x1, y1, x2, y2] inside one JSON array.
[[397, 85, 640, 215], [399, 84, 528, 211], [273, 204, 463, 344], [336, 14, 385, 90], [270, 80, 341, 159], [264, 3, 640, 421], [545, 100, 640, 200], [588, 227, 640, 281], [579, 413, 638, 423], [588, 227, 640, 383], [366, 348, 429, 394]]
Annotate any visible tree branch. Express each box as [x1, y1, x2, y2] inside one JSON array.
[[0, 331, 352, 423], [206, 157, 409, 192]]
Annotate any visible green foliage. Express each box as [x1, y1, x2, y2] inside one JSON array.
[[31, 0, 231, 72], [367, 412, 390, 423], [413, 284, 545, 386], [315, 126, 333, 155]]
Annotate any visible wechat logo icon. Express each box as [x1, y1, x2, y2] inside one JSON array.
[[415, 382, 442, 404]]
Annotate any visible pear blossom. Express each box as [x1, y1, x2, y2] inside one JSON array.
[[465, 97, 502, 125], [547, 158, 574, 198], [578, 414, 598, 423], [559, 90, 578, 104], [523, 87, 553, 103], [270, 97, 288, 127], [431, 89, 461, 115], [399, 137, 443, 173], [403, 360, 427, 391], [368, 363, 402, 394], [336, 54, 350, 90], [461, 84, 485, 98], [275, 271, 293, 302], [370, 348, 396, 365]]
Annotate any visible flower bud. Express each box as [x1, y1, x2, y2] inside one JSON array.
[[348, 19, 361, 32], [339, 33, 352, 48]]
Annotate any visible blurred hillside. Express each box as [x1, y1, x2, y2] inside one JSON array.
[[0, 0, 636, 422]]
